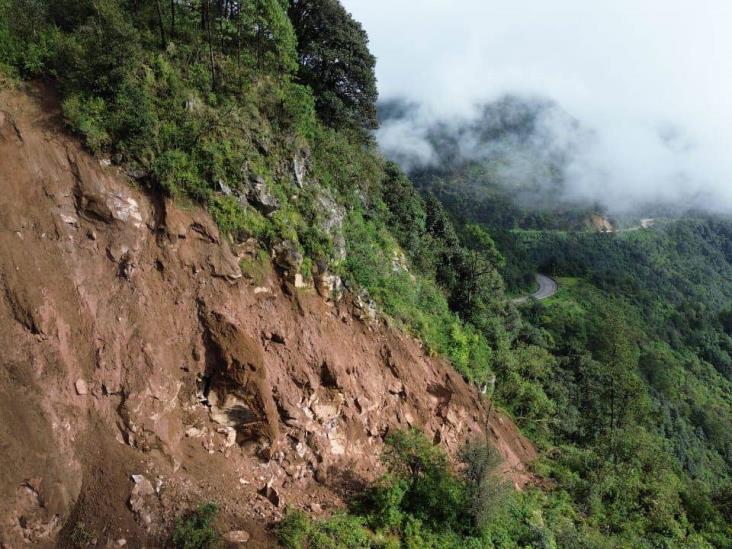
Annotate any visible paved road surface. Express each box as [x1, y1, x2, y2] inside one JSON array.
[[512, 274, 558, 304]]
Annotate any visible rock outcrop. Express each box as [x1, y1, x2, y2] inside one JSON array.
[[0, 84, 535, 547]]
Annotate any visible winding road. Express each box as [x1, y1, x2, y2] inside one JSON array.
[[512, 274, 558, 304]]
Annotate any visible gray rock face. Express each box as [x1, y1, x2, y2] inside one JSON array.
[[315, 193, 346, 261], [314, 271, 343, 301], [128, 475, 155, 526], [216, 179, 233, 196], [125, 166, 147, 180], [354, 288, 378, 322], [292, 156, 307, 188], [244, 175, 279, 215]]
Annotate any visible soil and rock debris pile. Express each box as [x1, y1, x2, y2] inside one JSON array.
[[0, 84, 535, 547]]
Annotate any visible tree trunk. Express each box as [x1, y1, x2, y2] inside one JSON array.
[[155, 0, 167, 48], [204, 0, 217, 89], [236, 3, 242, 87], [216, 0, 222, 52], [170, 0, 176, 37]]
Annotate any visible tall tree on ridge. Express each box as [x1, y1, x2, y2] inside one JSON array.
[[288, 0, 378, 131]]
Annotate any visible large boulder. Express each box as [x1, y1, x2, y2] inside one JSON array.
[[271, 240, 303, 275], [243, 175, 280, 215]]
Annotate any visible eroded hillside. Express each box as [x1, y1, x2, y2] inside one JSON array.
[[0, 84, 534, 547]]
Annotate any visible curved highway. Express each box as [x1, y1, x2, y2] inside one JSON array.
[[512, 274, 558, 304]]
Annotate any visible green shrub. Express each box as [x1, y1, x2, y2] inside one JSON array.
[[460, 440, 512, 533], [309, 514, 371, 549], [277, 509, 372, 549], [152, 150, 209, 201], [240, 250, 273, 286], [62, 94, 110, 152], [380, 429, 469, 535], [362, 477, 407, 531], [69, 521, 95, 547], [279, 81, 318, 140], [209, 196, 272, 242], [172, 502, 220, 549], [277, 509, 311, 549]]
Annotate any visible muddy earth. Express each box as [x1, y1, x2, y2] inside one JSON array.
[[0, 84, 535, 547]]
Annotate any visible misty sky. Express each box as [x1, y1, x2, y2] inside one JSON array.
[[342, 0, 732, 213]]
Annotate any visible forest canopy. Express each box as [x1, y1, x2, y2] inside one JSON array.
[[1, 1, 731, 546]]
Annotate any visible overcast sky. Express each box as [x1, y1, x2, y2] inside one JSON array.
[[342, 0, 732, 213]]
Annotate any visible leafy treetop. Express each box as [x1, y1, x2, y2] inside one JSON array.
[[288, 0, 378, 132]]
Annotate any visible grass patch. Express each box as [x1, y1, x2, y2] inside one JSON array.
[[542, 276, 580, 305], [69, 521, 95, 547], [240, 249, 273, 286]]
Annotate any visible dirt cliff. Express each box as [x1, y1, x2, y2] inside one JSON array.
[[0, 84, 535, 547], [588, 213, 615, 233]]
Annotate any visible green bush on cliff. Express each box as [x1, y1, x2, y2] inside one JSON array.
[[278, 430, 554, 548], [172, 502, 220, 549]]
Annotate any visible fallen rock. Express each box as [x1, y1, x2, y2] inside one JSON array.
[[202, 311, 280, 444], [71, 152, 145, 229], [294, 273, 308, 289], [107, 243, 130, 263], [244, 175, 279, 215], [224, 530, 251, 544], [387, 380, 404, 395], [163, 200, 191, 239], [258, 481, 281, 507], [354, 288, 378, 322], [314, 271, 343, 301], [217, 426, 237, 448], [0, 109, 21, 142], [208, 245, 242, 281], [59, 213, 79, 227], [74, 379, 88, 396], [311, 401, 339, 422], [266, 332, 286, 344], [128, 475, 155, 525], [185, 427, 205, 438]]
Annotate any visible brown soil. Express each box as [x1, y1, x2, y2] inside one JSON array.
[[0, 83, 536, 547]]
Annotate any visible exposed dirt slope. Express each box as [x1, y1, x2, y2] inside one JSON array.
[[0, 84, 535, 547]]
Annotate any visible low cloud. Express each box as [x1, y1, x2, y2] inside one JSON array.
[[344, 0, 732, 214]]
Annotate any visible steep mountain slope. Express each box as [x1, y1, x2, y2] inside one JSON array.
[[0, 84, 534, 546]]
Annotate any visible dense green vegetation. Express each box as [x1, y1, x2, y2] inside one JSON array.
[[288, 0, 378, 131], [278, 430, 542, 548], [2, 1, 732, 547], [172, 502, 221, 549], [417, 189, 732, 545]]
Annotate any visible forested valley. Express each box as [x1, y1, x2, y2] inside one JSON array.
[[1, 1, 731, 547]]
